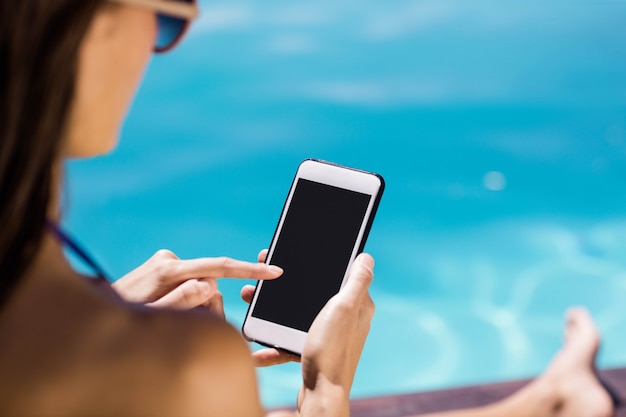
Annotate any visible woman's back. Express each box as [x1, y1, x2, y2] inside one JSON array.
[[0, 236, 263, 417]]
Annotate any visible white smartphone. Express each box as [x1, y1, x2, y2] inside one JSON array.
[[242, 159, 385, 355]]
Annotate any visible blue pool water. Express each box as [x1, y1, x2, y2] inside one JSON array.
[[65, 0, 626, 407]]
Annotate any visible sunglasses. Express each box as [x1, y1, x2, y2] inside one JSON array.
[[109, 0, 199, 53]]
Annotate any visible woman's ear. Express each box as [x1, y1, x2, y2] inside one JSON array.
[[85, 4, 121, 46]]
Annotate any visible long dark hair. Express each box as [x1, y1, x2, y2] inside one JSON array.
[[0, 0, 104, 305]]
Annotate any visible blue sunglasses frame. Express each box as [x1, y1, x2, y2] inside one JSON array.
[[154, 0, 197, 53], [109, 0, 199, 53]]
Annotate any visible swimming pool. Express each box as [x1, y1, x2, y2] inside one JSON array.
[[65, 0, 626, 407]]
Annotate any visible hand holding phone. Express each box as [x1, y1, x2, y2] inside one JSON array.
[[242, 159, 384, 355], [297, 253, 375, 415]]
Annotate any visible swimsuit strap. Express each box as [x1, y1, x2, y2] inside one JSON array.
[[45, 220, 111, 282]]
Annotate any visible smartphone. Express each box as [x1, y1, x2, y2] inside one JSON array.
[[242, 159, 385, 355]]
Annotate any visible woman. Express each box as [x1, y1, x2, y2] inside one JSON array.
[[0, 0, 615, 416], [0, 1, 375, 416]]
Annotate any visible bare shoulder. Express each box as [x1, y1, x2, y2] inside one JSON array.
[[0, 278, 264, 417], [120, 305, 266, 417]]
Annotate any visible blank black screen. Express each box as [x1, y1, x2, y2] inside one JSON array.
[[252, 179, 371, 332]]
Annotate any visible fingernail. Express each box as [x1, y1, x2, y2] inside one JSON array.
[[268, 265, 283, 275]]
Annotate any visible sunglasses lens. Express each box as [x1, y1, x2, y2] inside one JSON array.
[[155, 14, 186, 52], [154, 0, 195, 53]]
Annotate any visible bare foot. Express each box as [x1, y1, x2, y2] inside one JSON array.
[[417, 310, 613, 417], [540, 308, 613, 417]]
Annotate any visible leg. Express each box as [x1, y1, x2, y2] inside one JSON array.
[[417, 308, 613, 417]]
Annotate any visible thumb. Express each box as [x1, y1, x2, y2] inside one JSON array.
[[339, 254, 374, 305]]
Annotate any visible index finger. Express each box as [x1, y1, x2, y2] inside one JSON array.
[[174, 257, 284, 282], [339, 253, 374, 305]]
